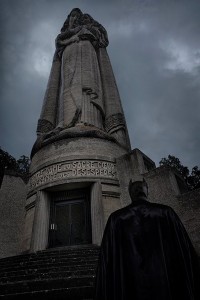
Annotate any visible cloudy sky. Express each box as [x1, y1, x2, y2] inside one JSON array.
[[0, 0, 199, 169]]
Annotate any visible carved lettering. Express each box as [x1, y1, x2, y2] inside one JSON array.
[[29, 160, 117, 190]]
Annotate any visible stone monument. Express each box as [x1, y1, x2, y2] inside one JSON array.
[[20, 8, 200, 257], [0, 9, 199, 299], [22, 8, 132, 252]]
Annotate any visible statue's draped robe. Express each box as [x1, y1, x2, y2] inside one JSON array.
[[58, 35, 104, 129], [95, 199, 200, 300], [37, 22, 131, 150]]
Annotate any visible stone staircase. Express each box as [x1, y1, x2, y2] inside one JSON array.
[[0, 245, 100, 299]]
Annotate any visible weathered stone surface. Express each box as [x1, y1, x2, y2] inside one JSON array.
[[29, 137, 127, 200], [22, 203, 35, 252], [0, 175, 27, 258], [177, 189, 200, 254], [23, 127, 130, 252], [34, 8, 130, 156], [102, 194, 121, 227], [145, 168, 200, 255]]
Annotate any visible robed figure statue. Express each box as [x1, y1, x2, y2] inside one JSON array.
[[34, 8, 131, 155], [55, 9, 108, 129]]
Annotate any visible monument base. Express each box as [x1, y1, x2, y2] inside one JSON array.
[[23, 136, 128, 252]]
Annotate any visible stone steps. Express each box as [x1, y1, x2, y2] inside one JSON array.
[[0, 267, 96, 283], [0, 276, 94, 294], [0, 245, 99, 300], [0, 286, 93, 300], [0, 257, 98, 272], [0, 263, 95, 277], [0, 248, 100, 265]]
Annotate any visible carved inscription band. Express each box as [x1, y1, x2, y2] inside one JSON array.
[[29, 160, 117, 189]]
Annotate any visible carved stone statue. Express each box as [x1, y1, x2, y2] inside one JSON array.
[[55, 8, 108, 129], [33, 8, 131, 157]]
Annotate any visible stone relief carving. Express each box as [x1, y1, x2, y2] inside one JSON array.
[[105, 113, 126, 132]]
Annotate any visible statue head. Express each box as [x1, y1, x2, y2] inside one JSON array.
[[128, 179, 148, 201], [81, 13, 94, 25], [61, 8, 83, 32], [69, 8, 82, 27]]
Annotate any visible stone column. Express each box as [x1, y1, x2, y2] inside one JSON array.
[[91, 181, 104, 245], [30, 190, 50, 252]]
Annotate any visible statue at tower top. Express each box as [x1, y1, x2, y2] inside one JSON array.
[[32, 8, 130, 157], [55, 8, 108, 130]]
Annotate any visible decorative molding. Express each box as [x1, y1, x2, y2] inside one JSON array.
[[25, 201, 36, 211], [105, 113, 125, 132], [37, 119, 54, 133], [31, 126, 124, 158], [102, 191, 120, 198]]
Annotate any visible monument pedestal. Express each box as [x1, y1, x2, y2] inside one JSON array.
[[23, 134, 130, 252]]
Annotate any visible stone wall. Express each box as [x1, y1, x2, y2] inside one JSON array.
[[143, 163, 200, 255], [0, 174, 27, 258], [116, 148, 156, 208], [178, 189, 200, 255]]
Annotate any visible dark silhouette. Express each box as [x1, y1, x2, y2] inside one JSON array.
[[95, 179, 200, 300]]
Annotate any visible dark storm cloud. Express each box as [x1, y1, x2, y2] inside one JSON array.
[[0, 0, 199, 169]]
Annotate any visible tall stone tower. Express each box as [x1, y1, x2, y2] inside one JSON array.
[[22, 8, 133, 253]]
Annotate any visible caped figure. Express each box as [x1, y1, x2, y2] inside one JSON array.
[[95, 179, 200, 300]]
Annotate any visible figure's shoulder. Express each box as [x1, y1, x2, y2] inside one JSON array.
[[148, 201, 172, 211], [107, 201, 176, 224], [146, 201, 177, 218], [109, 205, 132, 221]]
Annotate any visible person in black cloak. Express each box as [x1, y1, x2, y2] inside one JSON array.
[[94, 179, 200, 300]]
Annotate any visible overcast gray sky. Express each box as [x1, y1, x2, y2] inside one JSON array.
[[0, 0, 200, 169]]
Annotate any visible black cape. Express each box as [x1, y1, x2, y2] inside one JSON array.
[[94, 199, 200, 300]]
